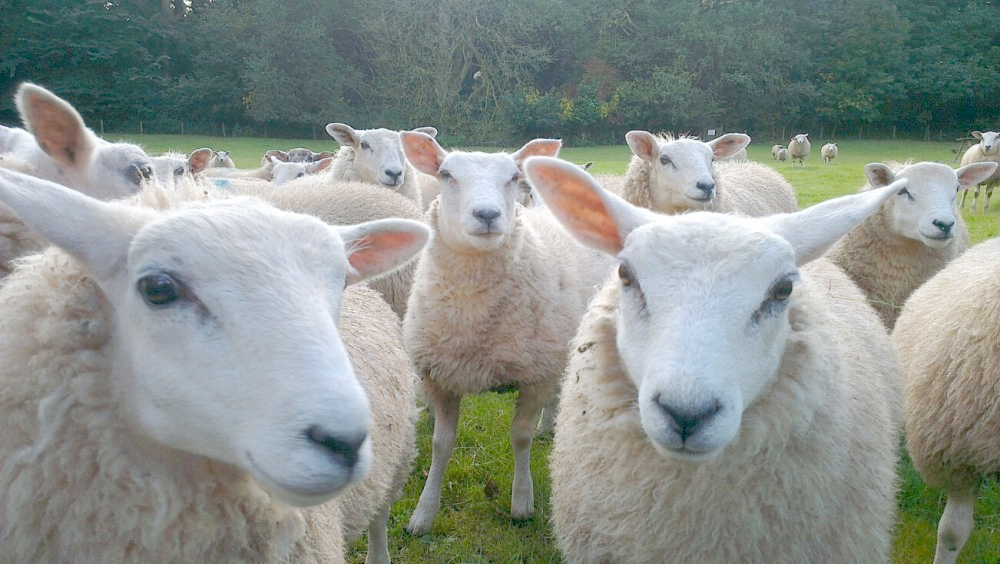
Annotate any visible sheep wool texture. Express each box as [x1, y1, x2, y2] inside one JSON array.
[[826, 185, 969, 330], [550, 259, 901, 564], [893, 236, 1000, 492], [330, 145, 424, 209]]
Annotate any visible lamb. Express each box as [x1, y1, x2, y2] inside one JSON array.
[[326, 123, 439, 209], [825, 160, 997, 329], [208, 150, 236, 168], [399, 133, 614, 535], [232, 177, 424, 319], [776, 147, 789, 162], [619, 130, 798, 216], [270, 155, 335, 187], [771, 144, 784, 159], [787, 133, 810, 167], [523, 156, 903, 563], [149, 147, 214, 187], [202, 149, 294, 182], [0, 82, 154, 200], [0, 170, 429, 563], [821, 142, 838, 163], [958, 130, 1000, 212], [892, 236, 1000, 564]]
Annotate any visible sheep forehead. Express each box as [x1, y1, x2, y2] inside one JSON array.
[[660, 137, 713, 161], [441, 152, 518, 185], [895, 162, 959, 194]]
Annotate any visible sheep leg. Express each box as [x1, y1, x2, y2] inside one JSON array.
[[970, 185, 981, 213], [511, 385, 548, 520], [364, 504, 391, 564], [933, 486, 977, 564], [959, 188, 969, 210], [406, 390, 460, 535], [984, 185, 993, 212]]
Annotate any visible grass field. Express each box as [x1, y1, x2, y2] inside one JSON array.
[[117, 133, 999, 563]]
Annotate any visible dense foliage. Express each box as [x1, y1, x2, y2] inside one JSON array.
[[0, 0, 997, 144]]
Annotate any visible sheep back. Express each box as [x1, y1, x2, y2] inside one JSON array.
[[550, 258, 900, 563], [711, 160, 799, 216], [893, 237, 1000, 492], [0, 248, 345, 563]]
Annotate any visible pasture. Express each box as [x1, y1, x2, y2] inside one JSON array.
[[119, 133, 999, 563]]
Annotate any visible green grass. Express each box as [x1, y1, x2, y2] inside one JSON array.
[[113, 133, 1000, 563]]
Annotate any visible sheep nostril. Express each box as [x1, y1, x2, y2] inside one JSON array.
[[655, 395, 721, 441], [305, 425, 366, 470], [695, 182, 715, 199], [933, 219, 954, 235], [473, 208, 501, 225]]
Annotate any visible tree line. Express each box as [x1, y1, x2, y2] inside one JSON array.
[[1, 0, 997, 145]]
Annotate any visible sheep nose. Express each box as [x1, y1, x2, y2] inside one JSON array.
[[473, 207, 501, 226], [933, 219, 955, 235], [655, 395, 721, 441], [385, 169, 402, 184], [695, 181, 715, 199], [305, 425, 366, 470]]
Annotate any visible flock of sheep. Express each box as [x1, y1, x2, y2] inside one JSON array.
[[0, 82, 998, 564]]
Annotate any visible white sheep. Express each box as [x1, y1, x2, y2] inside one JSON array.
[[958, 130, 1000, 212], [0, 154, 46, 278], [892, 236, 1000, 564], [149, 147, 214, 187], [826, 160, 997, 329], [399, 133, 614, 535], [203, 149, 297, 182], [771, 144, 784, 159], [326, 123, 439, 209], [208, 149, 236, 168], [270, 155, 335, 187], [0, 82, 154, 200], [821, 142, 838, 163], [524, 156, 903, 563], [788, 133, 811, 167], [776, 147, 789, 162], [619, 130, 798, 216], [0, 170, 429, 563]]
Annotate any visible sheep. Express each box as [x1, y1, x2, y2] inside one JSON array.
[[0, 82, 154, 200], [771, 144, 784, 159], [208, 149, 236, 168], [787, 133, 811, 167], [776, 147, 789, 162], [523, 156, 904, 564], [270, 155, 335, 187], [149, 147, 214, 187], [202, 149, 305, 182], [826, 160, 996, 330], [0, 154, 47, 279], [892, 236, 1000, 564], [821, 142, 838, 163], [619, 130, 798, 217], [231, 177, 425, 319], [0, 169, 429, 563], [399, 133, 615, 535], [326, 123, 439, 209], [958, 130, 1000, 212]]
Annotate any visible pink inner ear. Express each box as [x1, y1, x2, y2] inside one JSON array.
[[532, 164, 621, 253], [401, 133, 444, 176], [348, 230, 423, 280], [28, 97, 85, 166]]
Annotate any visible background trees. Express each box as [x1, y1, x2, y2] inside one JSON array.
[[0, 0, 996, 144]]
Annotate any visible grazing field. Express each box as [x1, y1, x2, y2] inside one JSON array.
[[115, 133, 999, 563]]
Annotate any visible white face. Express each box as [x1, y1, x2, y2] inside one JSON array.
[[270, 161, 308, 186], [150, 154, 193, 187], [978, 132, 1000, 155], [117, 200, 373, 506], [882, 163, 963, 247], [615, 213, 797, 461], [792, 134, 809, 145], [436, 151, 521, 253], [82, 141, 154, 200], [352, 129, 408, 188], [646, 138, 718, 211]]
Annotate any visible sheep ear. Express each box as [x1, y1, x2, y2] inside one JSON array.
[[312, 151, 337, 160], [413, 126, 438, 138], [326, 123, 359, 148], [625, 130, 658, 162], [512, 138, 561, 168], [265, 150, 289, 163], [956, 161, 998, 187], [400, 131, 447, 177], [308, 156, 335, 174], [971, 131, 983, 140], [16, 83, 97, 172], [524, 156, 653, 256], [0, 169, 153, 282], [188, 148, 214, 173], [707, 133, 751, 160], [761, 179, 905, 265], [865, 163, 895, 187], [338, 218, 430, 285]]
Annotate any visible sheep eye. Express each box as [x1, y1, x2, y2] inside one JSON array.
[[511, 173, 520, 184], [659, 155, 671, 166], [360, 142, 371, 151], [771, 278, 793, 301], [138, 273, 181, 306], [296, 172, 305, 178], [618, 263, 633, 286], [439, 169, 452, 180], [897, 187, 913, 200], [173, 166, 185, 177]]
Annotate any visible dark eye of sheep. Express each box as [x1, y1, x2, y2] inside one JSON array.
[[659, 155, 671, 166], [138, 273, 181, 306], [439, 169, 452, 180], [360, 142, 371, 151], [173, 166, 185, 177], [897, 186, 914, 201], [618, 263, 633, 286], [771, 278, 793, 301]]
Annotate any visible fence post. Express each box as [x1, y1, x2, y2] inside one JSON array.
[[222, 122, 226, 137], [140, 121, 143, 135]]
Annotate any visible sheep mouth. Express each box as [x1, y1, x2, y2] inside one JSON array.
[[246, 451, 356, 507]]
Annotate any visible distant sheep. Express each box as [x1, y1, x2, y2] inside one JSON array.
[[269, 155, 335, 187], [788, 133, 810, 167], [399, 134, 613, 535], [149, 147, 214, 187], [826, 160, 996, 329], [821, 142, 838, 163], [0, 82, 153, 200], [776, 147, 789, 162], [207, 150, 236, 168], [619, 131, 797, 216], [326, 123, 438, 209], [525, 156, 903, 563], [893, 236, 1000, 564], [771, 144, 784, 159], [0, 170, 429, 562], [958, 130, 1000, 212]]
